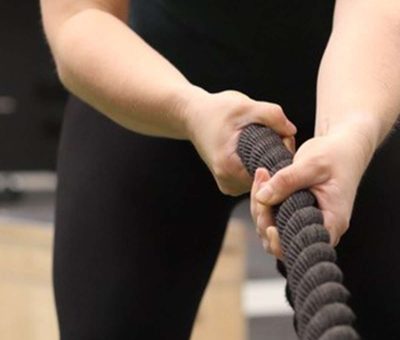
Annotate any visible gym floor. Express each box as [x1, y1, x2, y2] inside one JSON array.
[[0, 172, 297, 340]]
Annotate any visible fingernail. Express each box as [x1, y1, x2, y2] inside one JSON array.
[[256, 184, 273, 203]]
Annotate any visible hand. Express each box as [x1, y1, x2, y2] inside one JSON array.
[[251, 128, 373, 258], [184, 87, 297, 196], [250, 167, 284, 259]]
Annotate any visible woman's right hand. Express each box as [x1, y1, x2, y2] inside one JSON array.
[[182, 86, 297, 196]]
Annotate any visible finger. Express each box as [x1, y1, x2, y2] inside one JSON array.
[[262, 239, 273, 254], [255, 161, 329, 206], [250, 168, 269, 220], [256, 204, 274, 235], [266, 226, 284, 260], [283, 136, 296, 154], [251, 102, 297, 137], [250, 168, 275, 238], [321, 209, 348, 248], [256, 167, 271, 182], [256, 224, 267, 239], [255, 205, 267, 238], [251, 169, 273, 239]]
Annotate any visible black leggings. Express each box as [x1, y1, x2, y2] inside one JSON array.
[[54, 97, 400, 340]]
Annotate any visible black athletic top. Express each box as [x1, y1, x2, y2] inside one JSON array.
[[130, 0, 335, 144]]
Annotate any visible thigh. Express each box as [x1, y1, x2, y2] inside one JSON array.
[[53, 96, 239, 340], [336, 129, 400, 340]]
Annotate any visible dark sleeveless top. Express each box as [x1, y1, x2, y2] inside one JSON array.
[[130, 0, 335, 144]]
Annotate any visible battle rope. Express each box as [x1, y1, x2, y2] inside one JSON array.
[[237, 124, 360, 340]]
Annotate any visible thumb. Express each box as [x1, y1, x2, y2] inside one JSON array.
[[255, 161, 329, 206]]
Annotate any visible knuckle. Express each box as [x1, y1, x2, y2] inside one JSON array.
[[307, 154, 331, 178], [275, 170, 295, 189], [221, 90, 250, 109], [271, 103, 284, 114], [221, 89, 243, 98], [268, 104, 285, 122], [235, 96, 251, 112]]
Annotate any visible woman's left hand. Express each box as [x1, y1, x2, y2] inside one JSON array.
[[250, 128, 374, 259]]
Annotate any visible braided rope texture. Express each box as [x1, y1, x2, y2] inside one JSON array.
[[237, 124, 360, 340]]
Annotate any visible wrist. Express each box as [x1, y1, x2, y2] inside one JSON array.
[[169, 83, 209, 141], [318, 113, 381, 168]]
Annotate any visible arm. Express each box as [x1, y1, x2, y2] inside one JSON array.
[[40, 0, 297, 195], [252, 0, 400, 256], [315, 0, 400, 157], [40, 0, 199, 139]]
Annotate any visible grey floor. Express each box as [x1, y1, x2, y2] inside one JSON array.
[[0, 177, 297, 340]]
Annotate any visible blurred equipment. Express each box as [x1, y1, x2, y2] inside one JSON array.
[[0, 2, 66, 171]]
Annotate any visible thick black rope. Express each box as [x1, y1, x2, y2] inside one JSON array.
[[237, 124, 360, 340]]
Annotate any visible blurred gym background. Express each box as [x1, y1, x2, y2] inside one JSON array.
[[0, 2, 296, 339]]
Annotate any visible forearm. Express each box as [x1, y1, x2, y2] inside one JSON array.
[[315, 0, 400, 159], [43, 7, 202, 139]]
